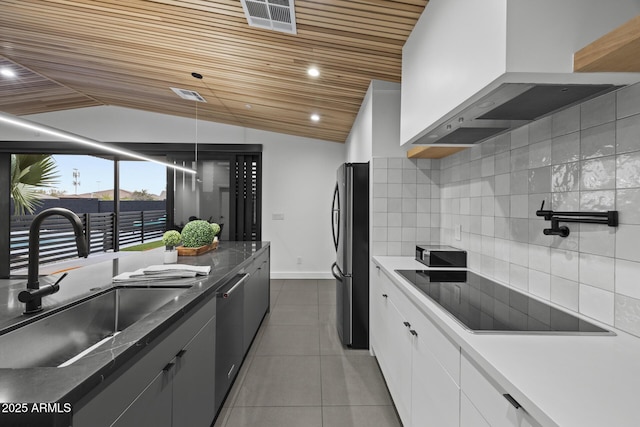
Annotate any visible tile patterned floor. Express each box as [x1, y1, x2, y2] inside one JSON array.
[[213, 279, 402, 427]]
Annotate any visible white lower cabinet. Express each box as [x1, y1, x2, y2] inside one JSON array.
[[371, 266, 412, 423], [371, 266, 460, 427], [410, 309, 460, 427], [461, 391, 491, 427], [460, 354, 540, 427], [383, 297, 413, 424], [372, 264, 544, 427]]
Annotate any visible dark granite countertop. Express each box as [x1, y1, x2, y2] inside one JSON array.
[[0, 241, 269, 410]]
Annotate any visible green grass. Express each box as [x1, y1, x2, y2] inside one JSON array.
[[120, 240, 165, 251]]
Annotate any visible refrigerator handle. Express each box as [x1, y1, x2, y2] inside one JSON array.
[[331, 262, 342, 280], [331, 183, 340, 251]]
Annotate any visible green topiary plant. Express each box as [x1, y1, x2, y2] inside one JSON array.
[[162, 230, 181, 250], [181, 220, 215, 248], [210, 222, 221, 237]]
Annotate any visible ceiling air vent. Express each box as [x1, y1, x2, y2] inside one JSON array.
[[170, 87, 207, 103], [240, 0, 297, 34]]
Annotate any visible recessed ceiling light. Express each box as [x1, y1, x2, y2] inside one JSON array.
[[245, 104, 252, 109], [310, 113, 320, 122], [1, 68, 16, 78], [307, 67, 320, 77]]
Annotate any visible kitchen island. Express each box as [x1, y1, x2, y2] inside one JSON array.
[[372, 256, 640, 427], [0, 241, 270, 426]]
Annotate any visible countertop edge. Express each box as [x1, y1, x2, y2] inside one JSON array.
[[372, 255, 640, 427], [0, 242, 270, 410]]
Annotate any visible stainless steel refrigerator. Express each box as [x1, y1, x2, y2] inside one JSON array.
[[331, 162, 369, 349]]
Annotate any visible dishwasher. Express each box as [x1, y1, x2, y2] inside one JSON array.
[[214, 273, 248, 411]]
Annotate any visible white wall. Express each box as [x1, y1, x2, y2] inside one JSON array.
[[2, 106, 345, 278]]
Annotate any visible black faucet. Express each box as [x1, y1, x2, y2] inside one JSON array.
[[535, 200, 617, 238], [18, 208, 89, 314]]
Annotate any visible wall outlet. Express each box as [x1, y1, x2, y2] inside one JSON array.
[[454, 224, 462, 241], [296, 256, 303, 265]]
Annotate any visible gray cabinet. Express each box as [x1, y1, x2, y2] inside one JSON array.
[[74, 296, 217, 427], [243, 248, 270, 352], [74, 248, 269, 427], [112, 371, 172, 427], [112, 315, 216, 427], [172, 316, 216, 427]]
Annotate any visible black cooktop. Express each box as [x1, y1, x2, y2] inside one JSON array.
[[395, 270, 611, 334]]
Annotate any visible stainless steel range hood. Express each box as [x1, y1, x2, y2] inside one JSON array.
[[401, 0, 640, 147], [413, 82, 620, 145]]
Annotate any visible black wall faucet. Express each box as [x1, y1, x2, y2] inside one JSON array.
[[18, 208, 89, 314], [535, 200, 618, 238]]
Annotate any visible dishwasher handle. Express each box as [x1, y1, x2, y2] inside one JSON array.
[[223, 273, 250, 298]]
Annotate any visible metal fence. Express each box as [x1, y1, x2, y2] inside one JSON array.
[[10, 210, 166, 271], [119, 210, 166, 247]]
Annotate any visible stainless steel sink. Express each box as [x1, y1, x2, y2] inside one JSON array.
[[0, 287, 190, 368]]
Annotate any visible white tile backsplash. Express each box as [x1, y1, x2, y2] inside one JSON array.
[[615, 224, 640, 262], [580, 156, 616, 190], [615, 294, 640, 336], [615, 114, 640, 154], [579, 284, 614, 325], [581, 91, 616, 129], [581, 122, 615, 160], [528, 244, 551, 273], [550, 248, 579, 282], [550, 276, 579, 311], [509, 241, 529, 267], [371, 83, 640, 337], [528, 269, 551, 300], [578, 253, 614, 292], [615, 259, 640, 300]]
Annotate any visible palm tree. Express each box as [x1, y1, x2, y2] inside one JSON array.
[[10, 154, 59, 215]]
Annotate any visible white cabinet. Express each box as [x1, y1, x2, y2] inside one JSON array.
[[384, 297, 413, 424], [372, 263, 551, 427], [410, 307, 460, 427], [371, 265, 460, 427], [461, 392, 491, 427], [371, 266, 412, 423], [460, 354, 540, 427]]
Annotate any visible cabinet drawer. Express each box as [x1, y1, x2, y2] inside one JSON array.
[[382, 268, 461, 385], [406, 300, 460, 385], [461, 354, 540, 427]]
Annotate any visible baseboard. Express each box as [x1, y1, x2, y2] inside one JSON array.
[[271, 271, 333, 279]]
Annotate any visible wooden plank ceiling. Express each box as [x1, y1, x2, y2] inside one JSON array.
[[0, 0, 427, 143]]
